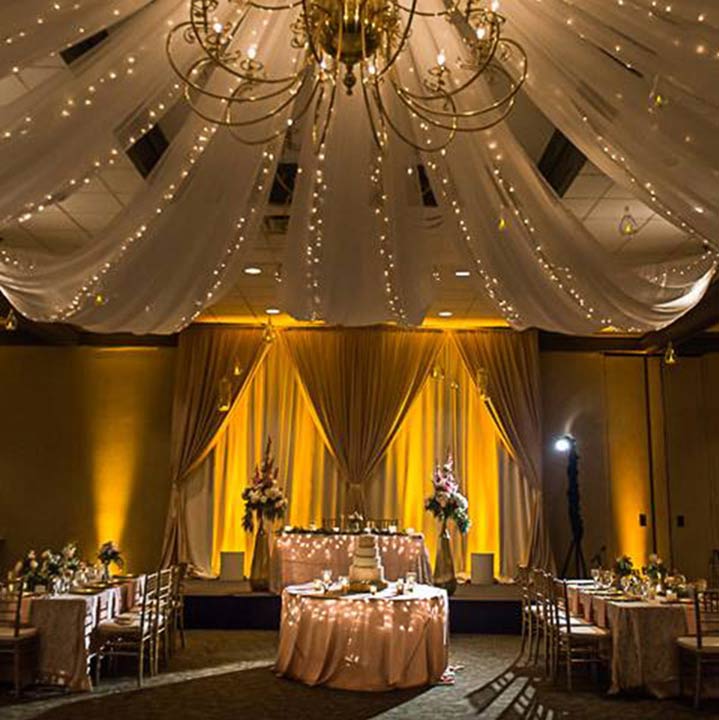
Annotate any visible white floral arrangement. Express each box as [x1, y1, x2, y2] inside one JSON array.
[[242, 437, 288, 532]]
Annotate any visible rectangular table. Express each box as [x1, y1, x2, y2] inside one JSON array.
[[270, 533, 432, 594], [27, 577, 143, 691], [567, 583, 695, 698]]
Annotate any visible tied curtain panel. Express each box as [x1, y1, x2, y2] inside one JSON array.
[[453, 329, 554, 571], [161, 325, 270, 566], [281, 327, 444, 514]]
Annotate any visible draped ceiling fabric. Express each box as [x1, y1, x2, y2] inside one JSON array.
[[0, 0, 716, 333], [504, 0, 719, 249], [161, 325, 269, 565], [453, 329, 553, 570], [281, 327, 443, 513]]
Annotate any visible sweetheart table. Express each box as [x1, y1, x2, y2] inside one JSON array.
[[270, 532, 432, 594], [275, 583, 449, 691]]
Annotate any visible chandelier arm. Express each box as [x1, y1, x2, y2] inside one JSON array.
[[182, 73, 310, 128], [372, 81, 457, 152], [227, 76, 323, 143], [396, 33, 503, 103], [168, 23, 308, 89], [248, 0, 304, 10], [180, 60, 306, 115], [312, 80, 337, 150], [374, 0, 419, 79], [393, 59, 526, 121], [301, 0, 326, 65], [396, 87, 518, 132], [360, 69, 388, 150]]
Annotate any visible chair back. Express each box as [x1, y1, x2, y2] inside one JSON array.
[[171, 564, 187, 607], [695, 589, 719, 650], [0, 578, 26, 638], [137, 571, 159, 639], [157, 568, 174, 621], [531, 568, 550, 620], [551, 577, 572, 635]]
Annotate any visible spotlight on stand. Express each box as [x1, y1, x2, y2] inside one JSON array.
[[555, 434, 587, 579]]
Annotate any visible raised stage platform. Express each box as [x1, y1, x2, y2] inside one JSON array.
[[183, 580, 521, 634]]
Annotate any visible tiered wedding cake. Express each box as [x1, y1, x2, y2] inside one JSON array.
[[349, 534, 387, 591]]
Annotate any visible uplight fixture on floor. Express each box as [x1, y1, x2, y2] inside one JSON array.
[[554, 434, 587, 579]]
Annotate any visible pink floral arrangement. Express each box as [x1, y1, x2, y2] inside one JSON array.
[[425, 453, 471, 533]]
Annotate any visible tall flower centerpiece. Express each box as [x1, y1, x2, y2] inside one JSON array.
[[425, 453, 470, 596], [97, 541, 124, 582], [242, 438, 288, 591]]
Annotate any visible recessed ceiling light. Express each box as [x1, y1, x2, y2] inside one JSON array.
[[438, 310, 453, 318], [244, 266, 262, 275], [265, 307, 281, 315], [454, 270, 471, 277]]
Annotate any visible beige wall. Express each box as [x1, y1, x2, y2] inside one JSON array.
[[0, 346, 175, 575], [0, 341, 716, 582], [541, 351, 719, 580]]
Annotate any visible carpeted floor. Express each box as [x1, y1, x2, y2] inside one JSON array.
[[1, 631, 718, 720]]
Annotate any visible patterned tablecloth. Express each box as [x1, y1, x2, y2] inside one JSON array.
[[567, 584, 695, 698], [275, 583, 448, 691], [270, 533, 432, 594], [28, 576, 144, 691]]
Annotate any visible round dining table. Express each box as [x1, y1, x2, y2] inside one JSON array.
[[275, 582, 449, 691]]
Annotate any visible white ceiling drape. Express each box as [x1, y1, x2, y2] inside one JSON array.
[[0, 0, 715, 333]]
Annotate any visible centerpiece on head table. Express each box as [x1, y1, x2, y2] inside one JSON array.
[[425, 452, 470, 596], [242, 437, 288, 592]]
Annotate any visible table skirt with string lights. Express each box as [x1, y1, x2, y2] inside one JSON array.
[[275, 583, 449, 691], [270, 533, 432, 594]]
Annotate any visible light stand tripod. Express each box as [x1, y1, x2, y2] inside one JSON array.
[[556, 435, 587, 579]]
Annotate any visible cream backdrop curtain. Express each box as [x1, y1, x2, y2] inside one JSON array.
[[203, 332, 506, 577], [453, 329, 554, 571], [370, 341, 503, 576], [210, 341, 339, 576], [161, 326, 270, 566], [281, 327, 444, 513]]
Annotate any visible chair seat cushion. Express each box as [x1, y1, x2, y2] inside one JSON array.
[[0, 626, 38, 640], [559, 623, 609, 638], [677, 636, 719, 653]]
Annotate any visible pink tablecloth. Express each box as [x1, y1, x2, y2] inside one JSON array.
[[567, 584, 695, 698], [275, 583, 449, 691], [270, 533, 432, 594], [29, 577, 143, 691]]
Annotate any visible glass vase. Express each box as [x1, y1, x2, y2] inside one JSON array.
[[250, 517, 271, 592], [101, 562, 110, 583], [434, 518, 457, 596]]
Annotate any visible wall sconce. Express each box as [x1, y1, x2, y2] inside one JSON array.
[[217, 377, 233, 413], [663, 342, 678, 366]]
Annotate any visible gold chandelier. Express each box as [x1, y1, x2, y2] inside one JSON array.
[[166, 0, 527, 151]]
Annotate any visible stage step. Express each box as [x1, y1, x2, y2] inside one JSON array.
[[183, 581, 521, 634]]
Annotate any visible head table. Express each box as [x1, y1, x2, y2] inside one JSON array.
[[270, 532, 432, 594], [22, 576, 144, 691], [275, 583, 449, 691], [567, 582, 696, 698]]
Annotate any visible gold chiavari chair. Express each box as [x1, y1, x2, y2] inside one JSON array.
[[677, 589, 719, 709], [0, 579, 38, 696], [95, 571, 159, 687], [153, 568, 174, 673], [516, 565, 534, 662], [169, 564, 188, 653], [529, 568, 552, 672], [550, 578, 609, 691]]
